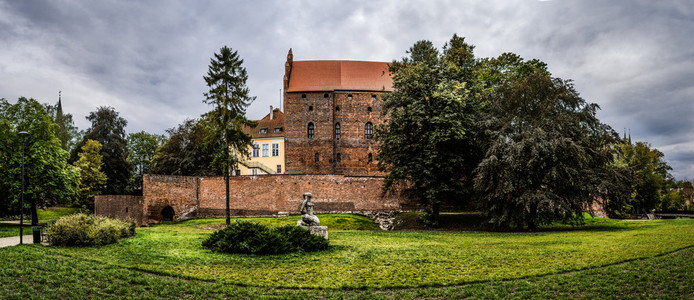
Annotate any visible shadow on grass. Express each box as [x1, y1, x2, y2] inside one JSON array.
[[394, 212, 643, 233]]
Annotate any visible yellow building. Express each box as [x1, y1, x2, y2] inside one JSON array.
[[237, 107, 285, 175]]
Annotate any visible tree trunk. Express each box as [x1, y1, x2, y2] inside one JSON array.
[[225, 139, 230, 226], [432, 202, 440, 227]]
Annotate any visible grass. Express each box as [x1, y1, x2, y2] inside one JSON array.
[[0, 207, 82, 238], [28, 214, 694, 289], [1, 238, 692, 298]]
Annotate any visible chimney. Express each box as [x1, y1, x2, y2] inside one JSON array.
[[270, 105, 274, 120]]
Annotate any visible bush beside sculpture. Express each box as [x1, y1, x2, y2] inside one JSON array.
[[46, 213, 135, 246], [202, 220, 329, 255]]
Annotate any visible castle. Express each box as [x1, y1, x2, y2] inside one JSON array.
[[95, 50, 413, 225]]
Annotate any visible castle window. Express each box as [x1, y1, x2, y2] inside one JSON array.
[[347, 94, 353, 100], [367, 106, 372, 112], [336, 153, 342, 162], [364, 122, 373, 139], [274, 127, 282, 133], [315, 152, 319, 163], [307, 122, 314, 139], [272, 143, 279, 157], [252, 144, 260, 157], [335, 106, 340, 112], [335, 122, 341, 140], [302, 94, 307, 98], [324, 93, 329, 98], [372, 95, 377, 100], [308, 105, 313, 111], [262, 144, 269, 157], [277, 164, 282, 173], [250, 168, 258, 175], [259, 127, 268, 134], [368, 153, 373, 162]]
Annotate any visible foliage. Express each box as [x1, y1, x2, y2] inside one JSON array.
[[202, 46, 256, 224], [150, 118, 219, 176], [376, 35, 482, 226], [1, 245, 692, 299], [73, 140, 108, 210], [202, 221, 328, 255], [72, 106, 132, 195], [41, 215, 694, 289], [44, 96, 80, 152], [127, 131, 165, 193], [45, 213, 135, 246], [474, 71, 619, 230], [0, 97, 80, 219]]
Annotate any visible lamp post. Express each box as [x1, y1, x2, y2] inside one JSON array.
[[18, 131, 29, 245]]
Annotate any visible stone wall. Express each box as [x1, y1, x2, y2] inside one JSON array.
[[94, 195, 145, 226], [142, 174, 415, 225]]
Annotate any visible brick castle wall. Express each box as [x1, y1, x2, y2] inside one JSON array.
[[94, 195, 145, 226], [284, 91, 385, 176], [141, 174, 415, 224]]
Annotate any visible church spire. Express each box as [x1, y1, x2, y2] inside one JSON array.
[[57, 90, 63, 119]]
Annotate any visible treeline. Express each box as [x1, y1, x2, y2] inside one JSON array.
[[375, 35, 692, 229]]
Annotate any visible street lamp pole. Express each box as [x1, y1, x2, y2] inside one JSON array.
[[18, 131, 29, 245]]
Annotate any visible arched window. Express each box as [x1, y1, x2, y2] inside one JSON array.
[[314, 152, 319, 163], [364, 122, 373, 139], [336, 153, 342, 162], [335, 122, 341, 140], [307, 122, 314, 139]]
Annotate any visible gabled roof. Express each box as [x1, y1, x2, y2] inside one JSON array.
[[243, 108, 285, 138], [287, 60, 393, 92]]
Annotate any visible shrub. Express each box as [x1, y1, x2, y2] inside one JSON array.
[[202, 221, 328, 255], [46, 213, 136, 246]]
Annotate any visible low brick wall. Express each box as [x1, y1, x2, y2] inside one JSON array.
[[142, 174, 416, 225], [94, 195, 145, 226]]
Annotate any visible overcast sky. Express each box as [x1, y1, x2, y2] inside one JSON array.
[[1, 0, 692, 179]]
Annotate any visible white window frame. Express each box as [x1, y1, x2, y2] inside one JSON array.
[[250, 168, 258, 175], [262, 144, 269, 157], [252, 144, 260, 157], [272, 143, 279, 157]]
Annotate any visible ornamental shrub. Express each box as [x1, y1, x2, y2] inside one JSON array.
[[202, 221, 328, 255], [45, 213, 135, 246]]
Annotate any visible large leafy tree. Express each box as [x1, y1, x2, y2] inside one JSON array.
[[127, 131, 165, 194], [0, 97, 79, 219], [376, 36, 481, 226], [473, 71, 619, 230], [73, 139, 107, 210], [72, 107, 132, 195], [202, 46, 256, 225], [150, 119, 219, 176]]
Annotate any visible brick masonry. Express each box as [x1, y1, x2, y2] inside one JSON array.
[[95, 174, 417, 225]]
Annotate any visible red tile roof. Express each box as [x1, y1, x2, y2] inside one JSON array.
[[287, 60, 393, 92], [243, 108, 285, 138]]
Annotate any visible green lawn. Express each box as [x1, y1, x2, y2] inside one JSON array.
[[0, 207, 80, 238], [22, 214, 694, 289]]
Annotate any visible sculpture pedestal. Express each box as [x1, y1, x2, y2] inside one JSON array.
[[299, 225, 328, 240]]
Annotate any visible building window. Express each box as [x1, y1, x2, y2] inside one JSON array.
[[315, 152, 319, 163], [368, 153, 373, 162], [308, 105, 313, 111], [252, 144, 260, 157], [335, 122, 341, 140], [336, 153, 341, 162], [276, 164, 282, 173], [302, 94, 307, 98], [364, 122, 373, 139], [250, 168, 258, 175], [272, 143, 279, 157], [235, 169, 241, 176], [324, 93, 329, 98], [307, 122, 314, 138], [347, 94, 353, 100], [335, 106, 340, 112], [372, 95, 377, 100], [274, 127, 282, 133], [262, 144, 269, 157], [367, 106, 372, 112], [259, 127, 268, 134]]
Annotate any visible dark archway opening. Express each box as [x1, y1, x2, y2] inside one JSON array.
[[161, 206, 175, 222]]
